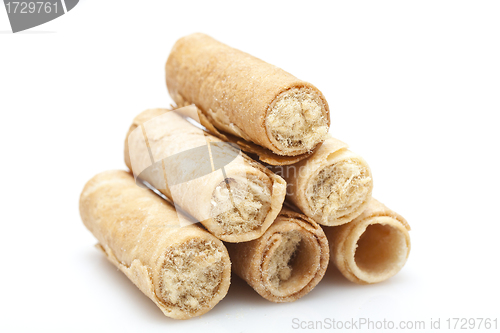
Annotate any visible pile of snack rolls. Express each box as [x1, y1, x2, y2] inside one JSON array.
[[79, 33, 411, 320]]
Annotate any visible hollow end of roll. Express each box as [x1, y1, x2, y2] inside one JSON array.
[[306, 151, 373, 226], [261, 228, 322, 299], [210, 174, 272, 239], [349, 217, 410, 284], [157, 238, 230, 317], [266, 87, 329, 156]]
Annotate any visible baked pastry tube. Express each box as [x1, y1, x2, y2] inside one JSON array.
[[166, 33, 330, 160], [124, 107, 286, 243], [79, 170, 231, 319], [324, 198, 411, 284], [226, 208, 329, 302], [273, 136, 373, 226], [196, 108, 319, 166]]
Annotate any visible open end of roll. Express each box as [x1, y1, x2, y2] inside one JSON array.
[[159, 239, 225, 314], [266, 87, 328, 155], [263, 229, 321, 298], [307, 157, 372, 225], [210, 175, 271, 236], [353, 223, 409, 282], [267, 231, 301, 288]]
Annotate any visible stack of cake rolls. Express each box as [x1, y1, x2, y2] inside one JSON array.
[[80, 33, 411, 319]]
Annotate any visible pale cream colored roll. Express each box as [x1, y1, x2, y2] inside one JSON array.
[[124, 107, 286, 243], [79, 170, 231, 319], [273, 136, 373, 226], [324, 198, 411, 284], [226, 208, 329, 302], [166, 33, 330, 159]]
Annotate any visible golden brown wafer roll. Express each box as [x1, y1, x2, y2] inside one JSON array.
[[165, 33, 330, 160], [226, 208, 329, 302], [273, 136, 373, 226], [324, 198, 411, 284], [124, 107, 286, 243], [79, 170, 231, 319], [196, 108, 319, 166]]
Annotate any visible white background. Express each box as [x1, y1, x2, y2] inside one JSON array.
[[1, 1, 499, 332]]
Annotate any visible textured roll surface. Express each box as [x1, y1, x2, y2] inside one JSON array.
[[124, 107, 286, 242], [324, 198, 411, 284], [79, 170, 231, 319], [226, 208, 329, 302], [166, 33, 330, 158], [274, 136, 373, 226]]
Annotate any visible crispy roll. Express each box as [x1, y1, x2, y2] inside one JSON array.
[[165, 33, 330, 160], [226, 208, 329, 302], [324, 198, 411, 284], [274, 136, 373, 226], [124, 107, 286, 243], [79, 170, 231, 319]]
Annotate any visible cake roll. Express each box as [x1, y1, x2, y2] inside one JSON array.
[[124, 106, 287, 243], [79, 170, 231, 319], [324, 198, 411, 284], [165, 33, 330, 162], [273, 136, 373, 226], [226, 208, 329, 302]]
